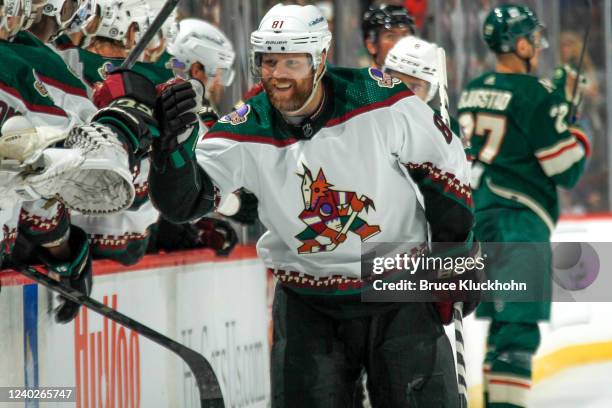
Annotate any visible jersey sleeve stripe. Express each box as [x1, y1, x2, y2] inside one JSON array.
[[570, 126, 591, 157], [325, 89, 414, 128], [37, 73, 88, 98], [204, 131, 299, 147], [535, 136, 577, 160], [403, 162, 473, 208], [537, 142, 585, 177], [0, 82, 67, 117]]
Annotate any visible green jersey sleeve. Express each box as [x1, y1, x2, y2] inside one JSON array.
[[528, 92, 589, 189]]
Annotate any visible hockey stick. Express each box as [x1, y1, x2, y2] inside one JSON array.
[[453, 302, 468, 408], [11, 264, 225, 408], [568, 0, 592, 124], [119, 0, 180, 70], [437, 47, 451, 128], [327, 195, 368, 252]]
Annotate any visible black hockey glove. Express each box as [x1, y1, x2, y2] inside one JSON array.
[[427, 239, 483, 325], [150, 217, 238, 256], [228, 189, 259, 225], [91, 69, 158, 164], [38, 225, 93, 324], [152, 79, 200, 172], [196, 217, 239, 256]]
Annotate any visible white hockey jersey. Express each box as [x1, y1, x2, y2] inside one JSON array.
[[151, 66, 474, 294]]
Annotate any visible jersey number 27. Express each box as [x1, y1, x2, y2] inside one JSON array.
[[458, 112, 507, 164]]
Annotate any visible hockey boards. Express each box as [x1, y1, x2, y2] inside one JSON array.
[[12, 264, 225, 408]]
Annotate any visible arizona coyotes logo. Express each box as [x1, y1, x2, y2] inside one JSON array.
[[219, 104, 251, 125], [368, 67, 401, 88], [295, 165, 380, 254]]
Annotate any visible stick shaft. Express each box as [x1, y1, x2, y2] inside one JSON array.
[[13, 265, 224, 407], [568, 0, 592, 123], [120, 0, 180, 70], [454, 302, 468, 407]]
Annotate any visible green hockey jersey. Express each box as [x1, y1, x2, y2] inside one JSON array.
[[458, 72, 589, 232], [57, 47, 174, 91], [12, 31, 96, 123]]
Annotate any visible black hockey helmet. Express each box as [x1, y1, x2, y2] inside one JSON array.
[[362, 4, 416, 42]]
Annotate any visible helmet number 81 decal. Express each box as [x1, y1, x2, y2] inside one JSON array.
[[272, 20, 284, 29]]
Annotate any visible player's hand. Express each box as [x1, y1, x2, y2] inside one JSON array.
[[195, 217, 238, 256], [91, 69, 158, 162], [38, 225, 93, 324], [92, 68, 157, 109], [552, 64, 587, 121], [435, 301, 479, 325], [228, 189, 259, 225], [152, 80, 200, 172]]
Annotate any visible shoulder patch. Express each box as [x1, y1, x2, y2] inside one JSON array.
[[368, 67, 401, 88], [33, 79, 49, 97], [218, 104, 251, 125], [97, 61, 115, 80]]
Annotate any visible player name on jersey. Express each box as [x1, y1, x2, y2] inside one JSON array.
[[458, 88, 513, 111]]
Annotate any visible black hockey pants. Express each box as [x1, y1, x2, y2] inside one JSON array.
[[271, 284, 460, 408]]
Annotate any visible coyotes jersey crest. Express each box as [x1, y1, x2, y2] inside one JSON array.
[[295, 164, 381, 254]]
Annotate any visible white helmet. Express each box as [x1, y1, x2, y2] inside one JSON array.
[[145, 5, 177, 52], [250, 3, 332, 74], [42, 0, 83, 30], [95, 0, 149, 46], [1, 0, 31, 37], [66, 0, 96, 33], [167, 18, 235, 86], [384, 36, 440, 102]]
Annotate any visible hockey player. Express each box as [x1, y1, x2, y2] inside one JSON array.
[[362, 3, 415, 69], [143, 4, 177, 66], [149, 4, 475, 407], [12, 0, 97, 124], [58, 0, 237, 264], [384, 35, 462, 137], [164, 17, 259, 226], [457, 5, 589, 407], [166, 18, 236, 128]]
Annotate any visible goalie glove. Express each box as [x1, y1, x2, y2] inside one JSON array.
[[0, 121, 135, 214], [0, 116, 67, 164], [37, 225, 93, 324], [92, 69, 159, 163], [61, 123, 136, 214]]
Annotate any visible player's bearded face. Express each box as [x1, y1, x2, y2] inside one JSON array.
[[260, 53, 315, 112]]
